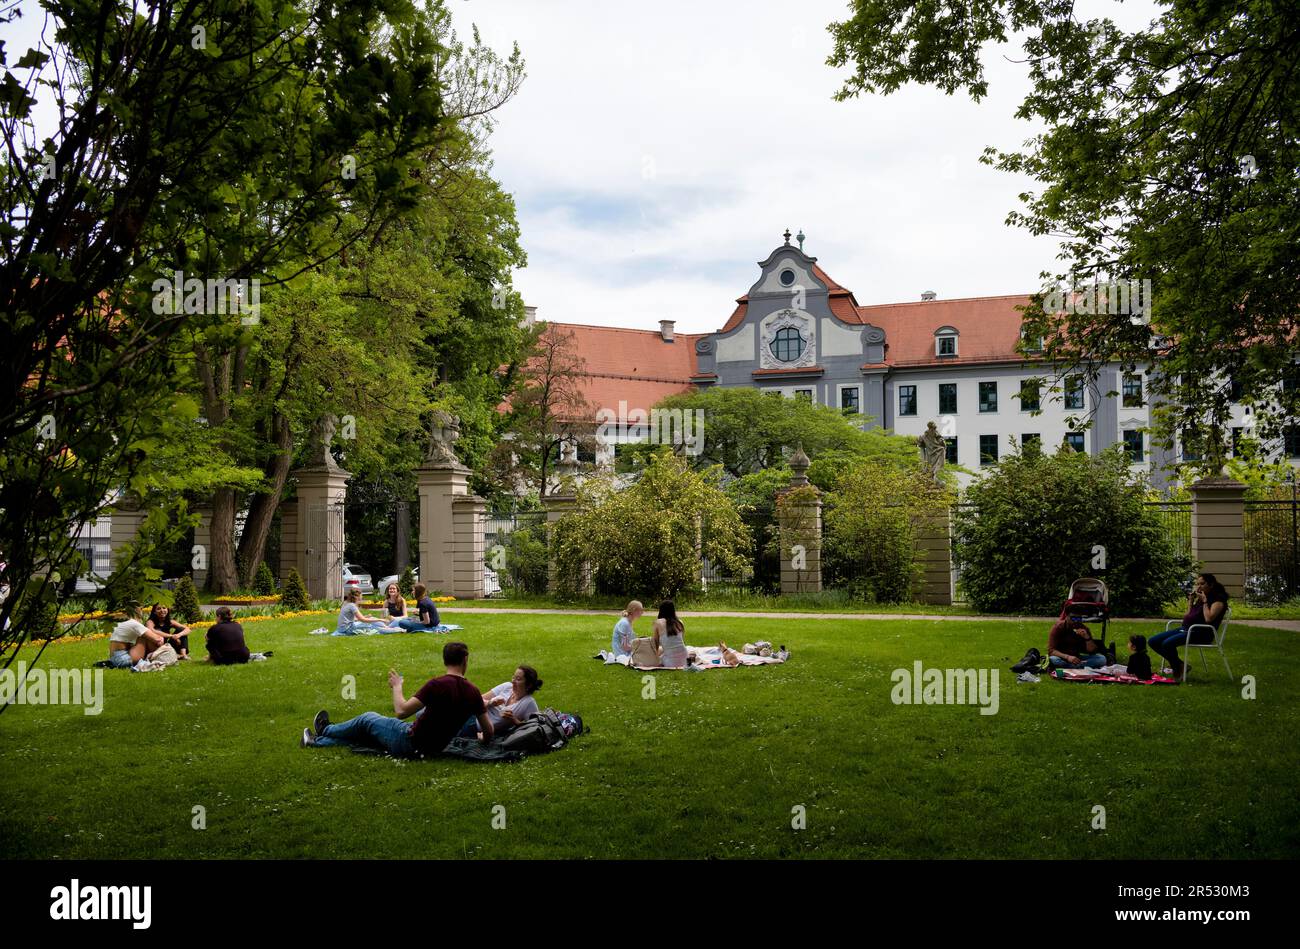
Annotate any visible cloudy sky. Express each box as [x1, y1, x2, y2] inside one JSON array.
[[452, 0, 1161, 334]]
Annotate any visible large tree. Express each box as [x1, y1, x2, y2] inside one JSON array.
[[828, 0, 1300, 469], [1, 0, 446, 646]]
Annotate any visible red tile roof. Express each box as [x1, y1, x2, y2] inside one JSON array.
[[544, 322, 700, 417]]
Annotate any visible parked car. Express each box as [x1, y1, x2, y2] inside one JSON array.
[[377, 567, 418, 593], [342, 563, 374, 595]]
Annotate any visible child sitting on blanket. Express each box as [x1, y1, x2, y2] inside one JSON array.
[[1125, 634, 1153, 680]]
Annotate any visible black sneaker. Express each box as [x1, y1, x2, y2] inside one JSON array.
[[313, 709, 330, 737], [262, 650, 274, 658], [300, 727, 316, 748]]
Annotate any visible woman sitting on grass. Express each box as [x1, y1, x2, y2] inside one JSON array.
[[381, 583, 407, 625], [334, 588, 400, 635], [610, 600, 643, 659], [653, 600, 688, 669], [206, 606, 251, 664], [395, 583, 442, 632], [106, 604, 168, 669], [146, 602, 192, 660], [457, 664, 542, 739]]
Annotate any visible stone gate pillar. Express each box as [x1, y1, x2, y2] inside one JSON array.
[[452, 495, 487, 598], [542, 490, 586, 594], [916, 502, 954, 606], [777, 446, 823, 595], [279, 502, 299, 585], [416, 462, 470, 597], [1190, 476, 1247, 599], [293, 464, 351, 600]]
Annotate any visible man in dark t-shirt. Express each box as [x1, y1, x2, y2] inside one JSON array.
[[206, 607, 252, 665], [1047, 616, 1107, 669], [301, 641, 490, 757]]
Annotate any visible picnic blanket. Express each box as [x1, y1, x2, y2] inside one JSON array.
[[595, 645, 787, 671], [309, 624, 463, 636], [1051, 668, 1178, 685]]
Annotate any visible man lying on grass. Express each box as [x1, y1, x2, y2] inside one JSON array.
[[300, 641, 492, 758]]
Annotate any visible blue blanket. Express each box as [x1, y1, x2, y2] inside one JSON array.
[[326, 623, 463, 637]]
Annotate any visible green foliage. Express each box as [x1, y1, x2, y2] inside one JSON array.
[[822, 461, 951, 603], [954, 446, 1192, 614], [172, 576, 204, 625], [552, 451, 751, 600], [501, 526, 549, 596], [398, 566, 417, 599], [640, 387, 916, 478], [253, 562, 276, 596], [829, 1, 1300, 467], [281, 569, 311, 611]]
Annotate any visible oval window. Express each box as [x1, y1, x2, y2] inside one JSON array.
[[771, 326, 805, 362], [779, 269, 796, 287]]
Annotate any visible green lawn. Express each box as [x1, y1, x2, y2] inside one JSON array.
[[1, 613, 1296, 859]]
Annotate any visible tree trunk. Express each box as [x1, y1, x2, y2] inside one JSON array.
[[235, 414, 294, 581], [208, 487, 239, 592]]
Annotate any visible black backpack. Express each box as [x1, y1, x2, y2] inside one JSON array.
[[500, 708, 569, 755], [1010, 647, 1044, 675]]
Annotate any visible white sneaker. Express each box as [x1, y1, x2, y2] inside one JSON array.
[[1016, 671, 1040, 683]]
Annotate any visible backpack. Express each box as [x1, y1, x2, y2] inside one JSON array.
[[499, 708, 584, 755], [1010, 647, 1043, 675]]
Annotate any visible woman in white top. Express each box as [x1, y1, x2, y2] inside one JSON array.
[[653, 600, 688, 669], [106, 604, 166, 669], [457, 665, 543, 739]]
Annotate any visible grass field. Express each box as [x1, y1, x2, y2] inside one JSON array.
[[1, 612, 1296, 859]]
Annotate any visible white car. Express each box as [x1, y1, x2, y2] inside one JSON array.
[[377, 567, 417, 593], [342, 563, 374, 595]]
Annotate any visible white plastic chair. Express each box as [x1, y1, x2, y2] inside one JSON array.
[[1164, 607, 1232, 683]]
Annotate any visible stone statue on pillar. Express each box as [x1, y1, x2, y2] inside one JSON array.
[[424, 409, 461, 466], [917, 421, 946, 482], [306, 413, 342, 471]]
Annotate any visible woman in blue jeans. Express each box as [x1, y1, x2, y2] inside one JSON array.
[[1148, 573, 1228, 679]]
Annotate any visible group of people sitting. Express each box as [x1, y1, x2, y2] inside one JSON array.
[[609, 599, 779, 668], [1046, 572, 1229, 680], [299, 641, 544, 758], [106, 603, 264, 670], [334, 583, 442, 635]]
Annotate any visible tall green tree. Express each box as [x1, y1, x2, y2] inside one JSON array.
[[0, 0, 447, 647], [829, 0, 1300, 469]]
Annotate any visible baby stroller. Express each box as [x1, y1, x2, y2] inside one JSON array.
[[1060, 577, 1113, 657]]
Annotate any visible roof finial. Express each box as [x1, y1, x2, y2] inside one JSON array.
[[796, 228, 805, 251], [782, 228, 791, 246]]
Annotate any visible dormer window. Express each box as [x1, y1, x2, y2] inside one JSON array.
[[1020, 328, 1044, 352], [935, 327, 958, 357]]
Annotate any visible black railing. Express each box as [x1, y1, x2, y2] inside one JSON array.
[[1244, 497, 1300, 604]]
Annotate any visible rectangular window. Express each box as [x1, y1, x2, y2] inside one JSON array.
[[1228, 377, 1244, 402], [898, 385, 917, 416], [978, 381, 998, 413], [1065, 432, 1085, 453], [979, 434, 998, 466], [938, 383, 957, 415], [936, 335, 957, 357], [1064, 376, 1085, 410], [840, 387, 860, 413], [1123, 429, 1144, 462], [944, 437, 958, 465], [1285, 425, 1300, 458], [1019, 380, 1041, 412], [794, 388, 813, 401], [1122, 373, 1144, 408], [1021, 433, 1041, 450]]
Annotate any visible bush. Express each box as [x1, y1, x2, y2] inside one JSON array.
[[281, 568, 311, 610], [552, 451, 751, 600], [822, 461, 952, 603], [253, 561, 276, 596], [502, 525, 549, 595], [172, 574, 203, 624], [954, 445, 1192, 614], [398, 565, 416, 598]]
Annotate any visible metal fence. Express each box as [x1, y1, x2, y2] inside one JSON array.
[[1245, 497, 1300, 604], [1145, 500, 1192, 563]]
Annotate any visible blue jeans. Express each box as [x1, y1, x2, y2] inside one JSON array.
[[394, 618, 437, 633], [314, 711, 417, 757], [1049, 653, 1107, 669], [106, 649, 134, 669], [1149, 627, 1214, 666]]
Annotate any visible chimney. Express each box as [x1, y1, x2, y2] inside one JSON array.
[[921, 290, 937, 302], [659, 319, 675, 342], [522, 305, 537, 327]]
